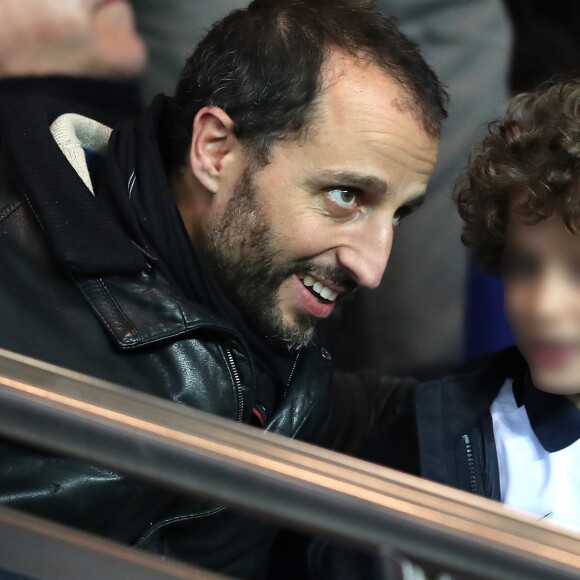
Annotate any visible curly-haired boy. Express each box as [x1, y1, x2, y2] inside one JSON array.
[[377, 79, 580, 532]]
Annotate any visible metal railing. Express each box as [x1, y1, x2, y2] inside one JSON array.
[[0, 505, 224, 580], [0, 347, 579, 579]]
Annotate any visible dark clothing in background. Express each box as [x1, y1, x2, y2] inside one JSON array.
[[503, 0, 580, 94], [0, 76, 142, 120]]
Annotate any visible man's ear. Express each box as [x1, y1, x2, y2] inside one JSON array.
[[189, 106, 239, 193]]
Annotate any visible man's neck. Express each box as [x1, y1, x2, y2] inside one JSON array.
[[169, 169, 208, 249]]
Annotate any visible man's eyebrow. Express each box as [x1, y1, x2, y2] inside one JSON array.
[[310, 171, 389, 195]]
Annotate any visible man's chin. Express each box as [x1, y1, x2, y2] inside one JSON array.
[[262, 318, 317, 351], [271, 333, 315, 351]]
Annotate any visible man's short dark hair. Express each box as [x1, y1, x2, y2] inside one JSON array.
[[160, 0, 447, 174], [454, 78, 580, 275]]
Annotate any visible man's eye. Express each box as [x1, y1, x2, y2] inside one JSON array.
[[328, 187, 358, 209]]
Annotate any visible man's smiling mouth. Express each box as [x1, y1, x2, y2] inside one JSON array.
[[301, 275, 339, 303]]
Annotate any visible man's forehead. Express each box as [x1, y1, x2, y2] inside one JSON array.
[[316, 51, 437, 153], [321, 50, 396, 98], [321, 51, 418, 122]]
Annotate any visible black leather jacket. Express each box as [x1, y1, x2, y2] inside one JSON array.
[[0, 98, 411, 579]]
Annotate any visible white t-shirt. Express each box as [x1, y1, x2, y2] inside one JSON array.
[[491, 379, 580, 532]]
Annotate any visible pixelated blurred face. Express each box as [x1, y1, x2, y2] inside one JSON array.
[[503, 214, 580, 400], [202, 54, 438, 348], [0, 0, 146, 78]]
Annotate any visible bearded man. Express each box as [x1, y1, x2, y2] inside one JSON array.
[[0, 0, 445, 577]]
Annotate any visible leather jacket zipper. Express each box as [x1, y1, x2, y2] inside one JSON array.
[[225, 348, 244, 422], [282, 351, 300, 400], [462, 434, 478, 494]]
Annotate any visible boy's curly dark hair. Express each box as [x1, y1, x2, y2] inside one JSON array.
[[454, 79, 580, 275]]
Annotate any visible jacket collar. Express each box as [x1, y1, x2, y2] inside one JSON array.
[[416, 347, 525, 435], [1, 96, 147, 275], [514, 373, 580, 453], [1, 97, 239, 348]]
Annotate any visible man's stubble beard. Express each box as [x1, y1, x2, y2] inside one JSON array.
[[203, 166, 318, 350]]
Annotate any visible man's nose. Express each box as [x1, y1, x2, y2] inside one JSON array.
[[336, 221, 393, 289]]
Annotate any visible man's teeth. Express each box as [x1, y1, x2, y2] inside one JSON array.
[[303, 275, 338, 302]]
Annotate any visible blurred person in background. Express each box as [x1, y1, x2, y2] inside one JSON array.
[[0, 0, 147, 118], [0, 1, 446, 577]]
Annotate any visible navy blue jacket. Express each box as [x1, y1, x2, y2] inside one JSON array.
[[373, 347, 531, 501]]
